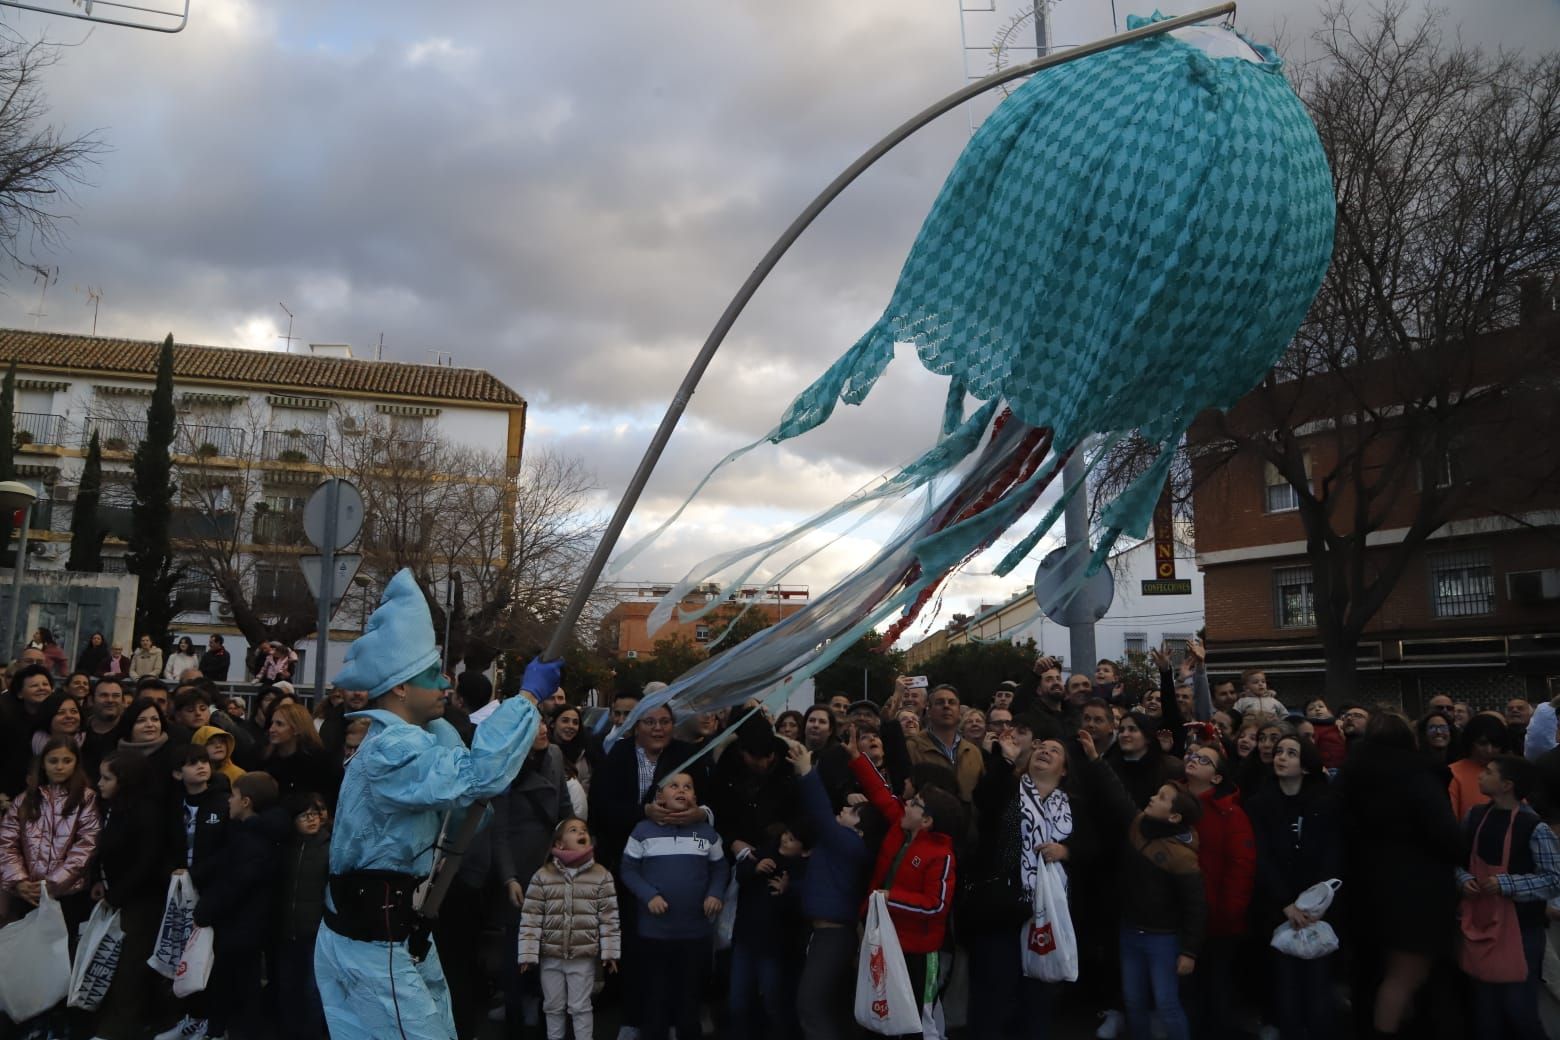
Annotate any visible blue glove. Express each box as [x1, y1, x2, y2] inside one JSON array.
[[521, 657, 564, 701]]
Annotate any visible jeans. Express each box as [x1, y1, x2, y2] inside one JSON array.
[[797, 926, 856, 1040], [729, 936, 788, 1037], [965, 927, 1056, 1039], [1471, 923, 1546, 1040], [1272, 950, 1333, 1040], [640, 937, 708, 1040], [1119, 926, 1189, 1040]]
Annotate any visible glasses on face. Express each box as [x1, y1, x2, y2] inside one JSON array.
[[1426, 725, 1450, 735], [1187, 753, 1217, 768], [1343, 710, 1369, 722], [641, 717, 673, 730], [296, 809, 323, 820], [989, 719, 1013, 730]]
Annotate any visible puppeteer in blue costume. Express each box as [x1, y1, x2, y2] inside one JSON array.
[[314, 568, 563, 1040]]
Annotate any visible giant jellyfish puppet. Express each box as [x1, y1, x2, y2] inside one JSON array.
[[610, 14, 1334, 746]]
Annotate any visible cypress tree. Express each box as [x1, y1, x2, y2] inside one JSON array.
[[0, 362, 15, 564], [127, 334, 179, 638], [67, 432, 104, 571]]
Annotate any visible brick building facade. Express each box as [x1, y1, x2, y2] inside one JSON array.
[[600, 582, 808, 660], [1189, 315, 1560, 713]]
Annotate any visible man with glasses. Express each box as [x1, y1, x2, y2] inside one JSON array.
[[590, 699, 710, 1040], [1338, 704, 1371, 759]]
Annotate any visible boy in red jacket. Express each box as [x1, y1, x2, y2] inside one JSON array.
[[843, 725, 959, 1037]]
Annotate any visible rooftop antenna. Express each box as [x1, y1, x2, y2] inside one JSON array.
[[26, 266, 57, 328], [77, 285, 102, 335], [0, 0, 190, 32], [278, 303, 297, 354], [428, 350, 453, 367], [376, 332, 384, 361]]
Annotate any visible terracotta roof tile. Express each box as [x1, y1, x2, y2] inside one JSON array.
[[0, 328, 525, 407]]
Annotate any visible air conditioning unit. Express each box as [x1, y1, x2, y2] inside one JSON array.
[[1508, 569, 1560, 605], [625, 650, 638, 660], [214, 602, 235, 621]]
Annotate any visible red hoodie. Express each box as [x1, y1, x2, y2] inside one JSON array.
[[849, 754, 956, 955], [1311, 720, 1347, 770], [1191, 785, 1256, 938]]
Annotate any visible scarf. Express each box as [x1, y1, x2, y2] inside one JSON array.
[[1018, 774, 1073, 899], [552, 845, 594, 870], [117, 733, 169, 757]]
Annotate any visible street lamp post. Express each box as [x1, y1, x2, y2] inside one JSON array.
[[0, 480, 40, 664]]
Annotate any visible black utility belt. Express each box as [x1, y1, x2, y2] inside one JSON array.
[[323, 871, 423, 944]]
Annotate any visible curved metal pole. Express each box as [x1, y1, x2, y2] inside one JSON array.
[[541, 2, 1234, 663], [417, 3, 1237, 938]]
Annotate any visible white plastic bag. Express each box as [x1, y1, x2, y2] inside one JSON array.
[[1295, 878, 1341, 917], [1271, 878, 1342, 960], [1020, 860, 1079, 982], [173, 925, 215, 997], [0, 888, 71, 1020], [713, 876, 740, 951], [68, 901, 124, 1011], [148, 872, 198, 979], [1271, 920, 1340, 960], [855, 891, 922, 1035]]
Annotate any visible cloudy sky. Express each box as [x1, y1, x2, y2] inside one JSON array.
[[2, 0, 1556, 642]]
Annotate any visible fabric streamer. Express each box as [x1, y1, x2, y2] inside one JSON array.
[[610, 15, 1334, 747]]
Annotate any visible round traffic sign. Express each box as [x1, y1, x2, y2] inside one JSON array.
[[1032, 545, 1115, 627], [303, 479, 364, 550]]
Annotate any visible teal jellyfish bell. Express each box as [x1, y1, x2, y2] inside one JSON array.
[[610, 15, 1335, 747]]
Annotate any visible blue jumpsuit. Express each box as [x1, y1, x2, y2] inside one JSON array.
[[315, 699, 538, 1040]]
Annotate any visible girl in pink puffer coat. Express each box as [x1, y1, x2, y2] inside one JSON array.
[[0, 736, 101, 925]]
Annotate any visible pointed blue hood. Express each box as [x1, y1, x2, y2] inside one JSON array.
[[333, 568, 442, 698]]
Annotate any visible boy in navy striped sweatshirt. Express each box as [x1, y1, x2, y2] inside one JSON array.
[[621, 771, 730, 1040]]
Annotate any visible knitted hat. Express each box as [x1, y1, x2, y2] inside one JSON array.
[[333, 569, 443, 699]]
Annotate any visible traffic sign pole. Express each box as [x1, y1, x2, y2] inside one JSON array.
[[314, 479, 339, 698], [1061, 453, 1097, 672]]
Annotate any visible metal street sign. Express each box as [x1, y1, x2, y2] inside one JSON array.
[[303, 479, 363, 551], [1141, 578, 1193, 596], [1033, 545, 1115, 627], [300, 553, 362, 612]]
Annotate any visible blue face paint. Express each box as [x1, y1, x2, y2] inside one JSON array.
[[409, 664, 450, 691]]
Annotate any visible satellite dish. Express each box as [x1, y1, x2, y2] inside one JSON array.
[[0, 0, 189, 33]]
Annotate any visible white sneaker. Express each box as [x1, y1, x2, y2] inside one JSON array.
[[152, 1018, 207, 1040], [1095, 1009, 1124, 1039]]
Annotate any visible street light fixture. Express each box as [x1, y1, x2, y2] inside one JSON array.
[[0, 480, 40, 665]]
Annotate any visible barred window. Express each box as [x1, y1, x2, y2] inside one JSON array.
[[1430, 550, 1494, 618], [1124, 632, 1148, 655], [1273, 566, 1316, 629]]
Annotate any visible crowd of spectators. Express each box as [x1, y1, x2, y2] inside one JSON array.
[[2, 625, 1558, 1040]]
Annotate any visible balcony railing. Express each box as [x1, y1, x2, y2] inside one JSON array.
[[261, 429, 326, 464], [13, 413, 63, 449], [82, 416, 148, 454], [170, 508, 237, 542], [175, 424, 245, 459], [252, 510, 306, 546]]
